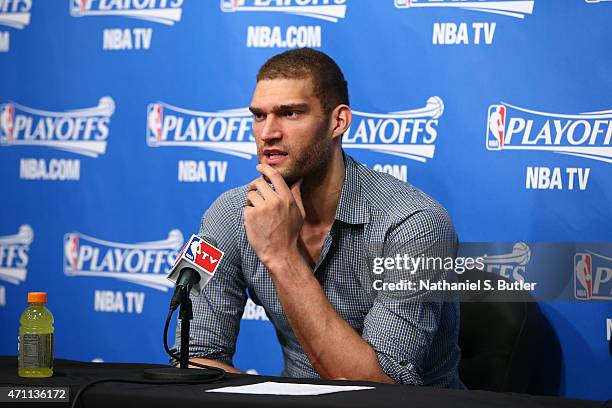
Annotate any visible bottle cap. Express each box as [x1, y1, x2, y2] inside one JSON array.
[[28, 292, 47, 303]]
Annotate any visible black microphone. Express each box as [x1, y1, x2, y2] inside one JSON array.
[[144, 235, 227, 381], [169, 267, 201, 311]]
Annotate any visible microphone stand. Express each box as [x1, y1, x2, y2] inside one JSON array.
[[144, 283, 224, 380], [179, 288, 192, 369]]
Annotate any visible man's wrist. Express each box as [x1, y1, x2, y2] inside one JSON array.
[[263, 247, 308, 278]]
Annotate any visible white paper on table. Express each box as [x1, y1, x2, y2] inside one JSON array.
[[206, 381, 375, 396]]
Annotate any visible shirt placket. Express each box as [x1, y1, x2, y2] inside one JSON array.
[[312, 222, 339, 283]]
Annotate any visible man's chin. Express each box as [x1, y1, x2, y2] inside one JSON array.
[[277, 168, 301, 187], [257, 162, 298, 185]]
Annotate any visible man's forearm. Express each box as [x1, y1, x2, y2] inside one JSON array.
[[267, 252, 393, 383], [183, 357, 243, 374]]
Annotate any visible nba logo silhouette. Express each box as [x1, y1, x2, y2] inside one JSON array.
[[574, 253, 593, 300], [0, 104, 15, 144], [486, 105, 506, 150], [395, 0, 414, 7], [64, 233, 80, 273], [220, 0, 244, 12], [184, 236, 201, 263], [147, 103, 163, 145], [70, 0, 89, 16]]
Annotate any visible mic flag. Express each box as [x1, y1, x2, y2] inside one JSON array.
[[167, 234, 224, 296]]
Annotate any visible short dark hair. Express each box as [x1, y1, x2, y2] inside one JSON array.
[[256, 48, 349, 114]]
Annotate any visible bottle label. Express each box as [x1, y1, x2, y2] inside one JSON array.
[[18, 334, 53, 369]]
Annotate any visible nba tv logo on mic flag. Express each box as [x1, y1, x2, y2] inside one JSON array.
[[167, 235, 224, 295], [183, 235, 223, 274]]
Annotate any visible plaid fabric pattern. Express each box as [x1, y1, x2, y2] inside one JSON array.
[[173, 152, 463, 389]]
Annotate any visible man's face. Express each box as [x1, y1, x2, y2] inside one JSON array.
[[249, 77, 334, 186]]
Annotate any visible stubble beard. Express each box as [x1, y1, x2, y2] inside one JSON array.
[[280, 122, 334, 187]]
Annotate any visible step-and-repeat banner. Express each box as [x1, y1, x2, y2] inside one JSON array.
[[0, 0, 610, 401]]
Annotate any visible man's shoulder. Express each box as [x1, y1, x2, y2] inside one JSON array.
[[199, 185, 249, 249], [211, 185, 248, 210], [200, 185, 248, 231], [349, 156, 449, 221]]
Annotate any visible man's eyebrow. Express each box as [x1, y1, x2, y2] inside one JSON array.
[[274, 103, 310, 113], [248, 103, 310, 115]]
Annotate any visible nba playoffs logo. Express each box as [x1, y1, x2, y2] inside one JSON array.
[[64, 229, 183, 291], [220, 0, 347, 23], [146, 102, 256, 159], [574, 252, 612, 300], [394, 0, 534, 19], [485, 102, 612, 164], [343, 97, 443, 163], [0, 225, 33, 285], [0, 97, 115, 157], [0, 0, 31, 29], [70, 0, 184, 25]]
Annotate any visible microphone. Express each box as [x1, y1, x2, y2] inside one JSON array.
[[167, 234, 225, 303], [145, 234, 227, 381], [169, 267, 201, 311]]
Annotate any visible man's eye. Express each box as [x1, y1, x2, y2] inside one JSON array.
[[253, 113, 265, 122], [284, 111, 299, 118]]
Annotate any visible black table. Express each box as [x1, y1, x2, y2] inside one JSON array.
[[0, 357, 609, 408]]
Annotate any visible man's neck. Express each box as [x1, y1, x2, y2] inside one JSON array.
[[300, 148, 345, 227]]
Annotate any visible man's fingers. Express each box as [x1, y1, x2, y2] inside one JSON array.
[[246, 190, 265, 207], [243, 206, 253, 221], [256, 164, 290, 196], [248, 177, 276, 200]]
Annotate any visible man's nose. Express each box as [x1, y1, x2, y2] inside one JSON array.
[[259, 115, 282, 142]]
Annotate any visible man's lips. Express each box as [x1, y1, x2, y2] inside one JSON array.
[[263, 149, 288, 165]]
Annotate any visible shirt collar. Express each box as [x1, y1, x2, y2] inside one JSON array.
[[334, 151, 370, 225]]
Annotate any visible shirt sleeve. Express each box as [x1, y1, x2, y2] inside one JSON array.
[[171, 189, 247, 367], [361, 206, 458, 385]]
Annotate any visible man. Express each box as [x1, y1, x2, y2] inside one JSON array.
[[174, 48, 463, 388]]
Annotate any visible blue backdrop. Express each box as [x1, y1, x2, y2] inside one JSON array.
[[0, 0, 610, 401]]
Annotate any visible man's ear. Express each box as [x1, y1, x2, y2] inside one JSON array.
[[330, 104, 352, 140]]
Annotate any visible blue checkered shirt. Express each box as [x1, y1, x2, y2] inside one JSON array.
[[173, 152, 463, 389]]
